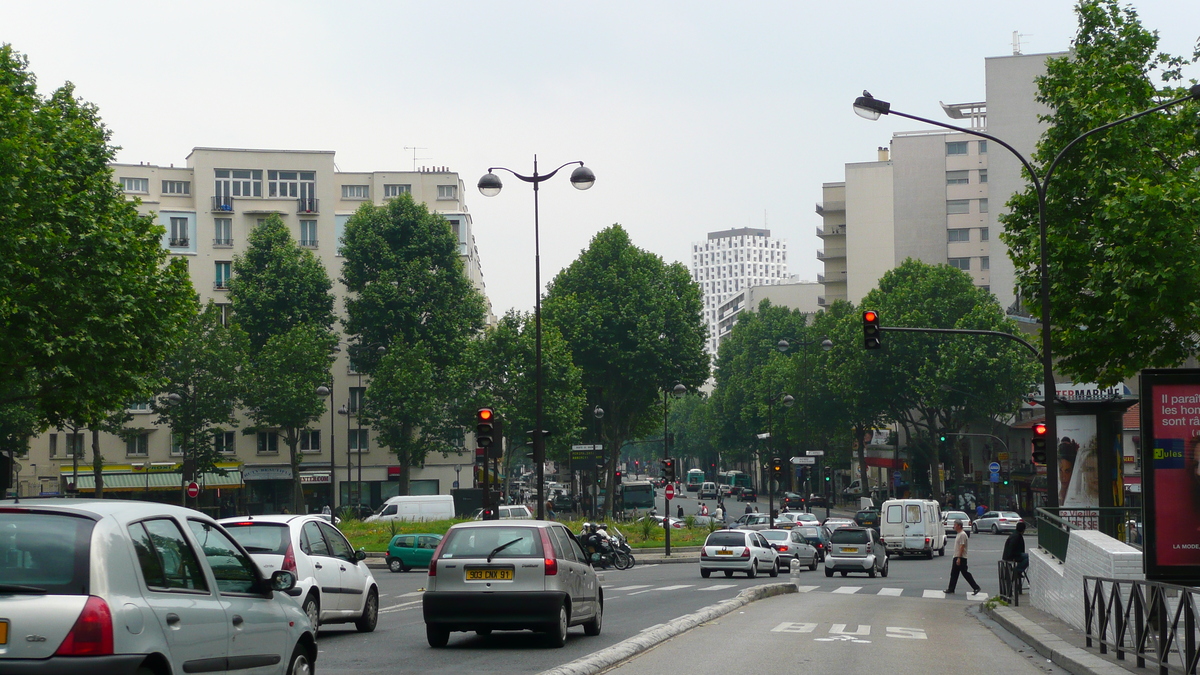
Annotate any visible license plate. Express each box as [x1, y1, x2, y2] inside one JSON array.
[[0, 620, 7, 645], [465, 568, 513, 581], [840, 547, 857, 553], [716, 549, 733, 556]]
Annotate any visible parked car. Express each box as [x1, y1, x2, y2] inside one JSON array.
[[365, 494, 455, 522], [760, 528, 818, 571], [698, 482, 719, 500], [472, 504, 534, 520], [2, 499, 316, 674], [698, 529, 779, 578], [423, 520, 603, 647], [824, 526, 889, 578], [730, 513, 773, 530], [841, 479, 863, 498], [973, 511, 1023, 534], [220, 514, 379, 633], [793, 524, 833, 561], [635, 515, 685, 529], [737, 486, 758, 502], [386, 533, 443, 572], [942, 510, 973, 536]]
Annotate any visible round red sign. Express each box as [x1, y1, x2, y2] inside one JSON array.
[[186, 481, 200, 499], [664, 484, 675, 499]]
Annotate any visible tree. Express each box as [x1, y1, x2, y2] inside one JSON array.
[[542, 225, 708, 515], [0, 44, 193, 428], [230, 215, 338, 512], [666, 393, 719, 475], [1000, 0, 1200, 385], [340, 194, 487, 493]]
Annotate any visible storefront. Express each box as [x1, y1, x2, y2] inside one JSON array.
[[59, 461, 244, 518], [243, 464, 294, 515], [299, 467, 333, 514]]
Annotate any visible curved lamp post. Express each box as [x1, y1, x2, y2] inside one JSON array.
[[479, 158, 595, 520], [852, 87, 1200, 507]]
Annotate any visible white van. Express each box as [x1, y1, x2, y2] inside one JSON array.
[[365, 494, 455, 522], [879, 499, 945, 558], [698, 482, 718, 500]]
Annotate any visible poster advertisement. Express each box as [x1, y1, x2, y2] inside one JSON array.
[[1057, 415, 1099, 527], [1142, 370, 1200, 581]]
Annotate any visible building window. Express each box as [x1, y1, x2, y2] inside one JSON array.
[[216, 303, 232, 326], [169, 217, 189, 247], [946, 142, 968, 156], [437, 185, 457, 201], [978, 140, 988, 154], [383, 184, 411, 198], [170, 434, 183, 457], [300, 220, 318, 247], [947, 228, 971, 242], [981, 285, 990, 292], [215, 262, 231, 290], [119, 177, 149, 193], [980, 227, 989, 241], [979, 198, 989, 213], [447, 219, 461, 242], [268, 171, 316, 199], [127, 401, 151, 412], [215, 169, 262, 198], [348, 387, 365, 413], [980, 256, 990, 270], [126, 433, 149, 457], [979, 169, 988, 183], [300, 430, 321, 453], [214, 218, 232, 246], [348, 429, 369, 453], [946, 199, 970, 215], [215, 431, 236, 455], [946, 170, 969, 185], [341, 185, 369, 200], [948, 257, 970, 271], [162, 180, 190, 195], [256, 432, 279, 454]]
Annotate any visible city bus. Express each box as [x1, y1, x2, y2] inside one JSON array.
[[685, 468, 705, 492], [718, 470, 753, 493], [622, 480, 655, 510]]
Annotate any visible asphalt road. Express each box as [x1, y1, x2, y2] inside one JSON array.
[[316, 531, 1032, 674]]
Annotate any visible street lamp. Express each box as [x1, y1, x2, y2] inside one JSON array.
[[777, 336, 833, 507], [663, 382, 687, 555], [593, 405, 605, 519], [765, 392, 794, 529], [478, 157, 595, 520], [316, 384, 334, 512], [852, 86, 1200, 507], [337, 403, 349, 510]]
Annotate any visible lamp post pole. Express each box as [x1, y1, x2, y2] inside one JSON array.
[[765, 392, 794, 529], [853, 87, 1200, 507], [338, 404, 349, 511], [316, 384, 335, 512], [776, 336, 833, 500], [478, 158, 595, 520], [663, 383, 686, 556]]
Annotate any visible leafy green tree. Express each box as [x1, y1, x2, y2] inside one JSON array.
[[230, 216, 338, 511], [340, 194, 487, 492], [666, 393, 720, 476], [1000, 0, 1200, 385], [542, 225, 708, 514], [0, 44, 193, 428]]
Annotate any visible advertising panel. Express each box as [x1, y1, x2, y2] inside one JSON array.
[[1141, 369, 1200, 583], [1058, 415, 1099, 510]]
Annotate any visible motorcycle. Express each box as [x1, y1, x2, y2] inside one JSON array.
[[580, 527, 635, 570]]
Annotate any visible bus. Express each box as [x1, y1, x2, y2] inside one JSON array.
[[685, 468, 705, 492], [718, 470, 753, 493], [622, 480, 655, 510]]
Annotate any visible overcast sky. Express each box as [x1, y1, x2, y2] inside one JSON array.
[[7, 1, 1200, 315]]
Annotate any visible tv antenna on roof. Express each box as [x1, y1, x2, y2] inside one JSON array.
[[1012, 30, 1030, 56], [403, 146, 430, 171]]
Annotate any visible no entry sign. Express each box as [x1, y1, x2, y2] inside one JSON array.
[[186, 481, 200, 499]]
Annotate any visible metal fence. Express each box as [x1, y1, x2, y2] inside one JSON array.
[[1084, 575, 1200, 674], [1036, 507, 1142, 561], [998, 559, 1024, 607]]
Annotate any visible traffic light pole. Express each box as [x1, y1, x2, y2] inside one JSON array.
[[663, 388, 671, 557]]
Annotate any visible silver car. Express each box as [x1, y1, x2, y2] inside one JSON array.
[[423, 520, 602, 648], [0, 499, 316, 674], [824, 526, 889, 578], [699, 529, 779, 578], [760, 528, 819, 571], [973, 511, 1022, 534]]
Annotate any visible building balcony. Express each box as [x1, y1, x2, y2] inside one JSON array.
[[816, 225, 845, 238], [214, 280, 229, 290], [169, 238, 189, 247], [817, 295, 827, 306], [816, 248, 846, 260], [300, 239, 318, 248], [211, 195, 235, 212], [213, 238, 233, 248], [815, 201, 845, 216], [297, 198, 319, 214], [817, 273, 824, 284]]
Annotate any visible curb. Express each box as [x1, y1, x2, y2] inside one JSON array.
[[536, 582, 797, 675], [984, 604, 1129, 675]]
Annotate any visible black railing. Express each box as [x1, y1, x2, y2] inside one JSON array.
[[213, 238, 233, 247], [997, 559, 1024, 606], [211, 195, 234, 212], [300, 239, 318, 248], [213, 280, 228, 290], [1037, 506, 1142, 562], [1084, 576, 1200, 673], [169, 237, 189, 247], [297, 198, 319, 213]]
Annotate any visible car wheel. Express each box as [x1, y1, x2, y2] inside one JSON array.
[[583, 599, 603, 636], [769, 561, 779, 577], [355, 587, 379, 632], [388, 558, 406, 573], [701, 568, 711, 578], [426, 624, 450, 648], [939, 546, 946, 557], [302, 594, 320, 633], [869, 564, 877, 578], [840, 571, 848, 577], [972, 523, 978, 534], [810, 558, 818, 571], [825, 567, 834, 577], [747, 561, 758, 578], [992, 524, 1000, 534], [286, 643, 314, 675], [546, 603, 569, 648], [724, 570, 734, 578], [881, 559, 889, 578]]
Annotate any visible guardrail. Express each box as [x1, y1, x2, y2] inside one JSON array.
[[998, 559, 1024, 606], [1084, 575, 1200, 673], [1036, 507, 1141, 561]]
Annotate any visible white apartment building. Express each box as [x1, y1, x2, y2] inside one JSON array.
[[18, 148, 491, 515], [690, 227, 789, 356], [715, 281, 822, 345]]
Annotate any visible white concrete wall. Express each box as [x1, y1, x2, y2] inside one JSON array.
[[1030, 529, 1143, 630]]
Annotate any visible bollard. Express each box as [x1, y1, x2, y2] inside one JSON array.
[[790, 558, 801, 576]]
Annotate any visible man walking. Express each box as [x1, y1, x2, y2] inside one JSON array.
[[944, 519, 982, 596]]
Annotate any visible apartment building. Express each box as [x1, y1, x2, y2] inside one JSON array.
[[18, 148, 491, 515], [690, 227, 790, 357]]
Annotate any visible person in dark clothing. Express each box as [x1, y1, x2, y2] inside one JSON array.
[[677, 504, 684, 519], [1003, 520, 1029, 577]]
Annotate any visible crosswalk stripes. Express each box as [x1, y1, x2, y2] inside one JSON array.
[[607, 585, 651, 591], [877, 587, 903, 596], [831, 586, 861, 594], [698, 584, 737, 591], [794, 585, 818, 593], [922, 590, 946, 599], [628, 584, 694, 595]]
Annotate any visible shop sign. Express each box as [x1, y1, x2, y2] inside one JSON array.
[[299, 472, 331, 484], [242, 465, 293, 481]]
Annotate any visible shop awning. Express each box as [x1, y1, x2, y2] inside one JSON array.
[[66, 470, 243, 492]]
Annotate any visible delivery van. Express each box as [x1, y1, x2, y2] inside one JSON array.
[[365, 494, 455, 522], [879, 498, 945, 558]]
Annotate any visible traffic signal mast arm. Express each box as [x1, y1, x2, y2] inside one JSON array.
[[938, 431, 1010, 456], [877, 326, 1041, 359]]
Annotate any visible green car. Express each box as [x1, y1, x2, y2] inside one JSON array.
[[385, 533, 442, 572]]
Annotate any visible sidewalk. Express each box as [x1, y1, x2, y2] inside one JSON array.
[[985, 597, 1137, 675]]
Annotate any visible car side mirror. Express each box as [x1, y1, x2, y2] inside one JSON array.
[[271, 570, 300, 595], [355, 548, 367, 561]]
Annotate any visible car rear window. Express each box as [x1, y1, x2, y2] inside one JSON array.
[[761, 530, 788, 542], [440, 527, 544, 559], [797, 527, 821, 537], [830, 529, 870, 544], [221, 522, 290, 555], [0, 510, 95, 595], [705, 531, 747, 547], [1002, 513, 1021, 519]]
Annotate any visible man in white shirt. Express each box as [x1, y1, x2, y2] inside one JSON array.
[[944, 519, 982, 595]]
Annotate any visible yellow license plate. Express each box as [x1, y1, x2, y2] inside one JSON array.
[[840, 547, 857, 553], [716, 550, 733, 555], [0, 620, 7, 645], [465, 569, 513, 581]]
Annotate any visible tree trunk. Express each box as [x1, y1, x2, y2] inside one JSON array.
[[91, 428, 104, 498], [855, 424, 869, 506], [288, 437, 304, 514]]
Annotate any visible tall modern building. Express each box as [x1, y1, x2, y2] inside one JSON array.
[[690, 227, 790, 356], [18, 148, 491, 514]]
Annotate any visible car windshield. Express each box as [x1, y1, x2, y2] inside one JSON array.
[[761, 530, 788, 541], [439, 527, 543, 559], [830, 529, 870, 544], [705, 531, 747, 547], [221, 522, 290, 554], [0, 510, 95, 594]]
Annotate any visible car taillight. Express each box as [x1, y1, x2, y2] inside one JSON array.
[[539, 528, 558, 576], [55, 596, 113, 656], [282, 542, 297, 574], [428, 533, 450, 577], [778, 545, 789, 552], [925, 537, 930, 547], [741, 547, 750, 558]]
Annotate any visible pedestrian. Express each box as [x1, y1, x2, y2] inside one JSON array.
[[1003, 520, 1029, 578], [546, 499, 556, 520], [745, 503, 753, 515], [677, 504, 684, 519], [714, 505, 724, 523], [976, 503, 986, 519], [700, 503, 709, 516], [944, 519, 982, 596]]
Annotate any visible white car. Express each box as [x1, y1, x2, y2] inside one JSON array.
[[942, 510, 973, 536], [1, 499, 316, 674], [221, 514, 379, 633], [473, 504, 535, 520], [698, 528, 780, 578]]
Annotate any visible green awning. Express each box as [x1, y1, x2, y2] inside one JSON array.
[[68, 470, 243, 492]]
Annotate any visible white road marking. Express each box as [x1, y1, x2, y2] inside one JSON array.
[[628, 584, 693, 595], [379, 599, 422, 613], [698, 584, 737, 591], [887, 626, 928, 639], [397, 591, 423, 598], [637, 564, 659, 569], [794, 585, 818, 593], [831, 586, 862, 594], [922, 590, 946, 599], [877, 587, 903, 596], [772, 622, 818, 633], [606, 584, 651, 591]]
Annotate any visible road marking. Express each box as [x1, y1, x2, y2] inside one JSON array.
[[397, 591, 423, 598], [922, 590, 946, 599], [380, 599, 422, 613], [698, 584, 737, 591], [772, 622, 818, 633], [877, 587, 903, 596], [794, 585, 818, 593], [887, 626, 928, 639], [628, 584, 693, 595], [607, 584, 651, 591], [831, 586, 861, 594], [637, 564, 659, 569]]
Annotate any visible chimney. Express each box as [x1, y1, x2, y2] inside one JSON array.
[[877, 146, 890, 161]]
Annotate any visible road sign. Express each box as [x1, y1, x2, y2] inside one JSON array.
[[571, 444, 603, 451], [570, 445, 605, 464], [664, 484, 675, 499], [997, 452, 1010, 461], [806, 450, 825, 456], [988, 462, 1001, 473], [186, 481, 200, 499], [793, 457, 816, 465], [893, 471, 902, 485], [989, 473, 1000, 483]]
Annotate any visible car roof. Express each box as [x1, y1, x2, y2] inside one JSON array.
[[448, 519, 553, 530], [218, 514, 325, 525], [5, 498, 213, 522]]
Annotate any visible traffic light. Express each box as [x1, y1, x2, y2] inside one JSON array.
[[662, 457, 676, 482], [771, 457, 784, 479], [937, 429, 948, 444], [863, 310, 882, 350], [615, 470, 622, 482], [824, 466, 831, 482], [1031, 421, 1048, 464], [476, 408, 495, 450]]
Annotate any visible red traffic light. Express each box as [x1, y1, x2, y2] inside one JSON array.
[[863, 310, 878, 323], [1033, 422, 1047, 436], [477, 408, 493, 421]]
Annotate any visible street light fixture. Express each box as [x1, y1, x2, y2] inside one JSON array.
[[852, 86, 1200, 506], [478, 157, 595, 520]]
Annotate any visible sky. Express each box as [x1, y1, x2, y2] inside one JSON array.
[[6, 1, 1200, 316]]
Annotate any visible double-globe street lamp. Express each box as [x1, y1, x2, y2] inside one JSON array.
[[853, 86, 1200, 507], [478, 158, 595, 520], [663, 382, 687, 555], [776, 336, 833, 505], [765, 391, 794, 529]]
